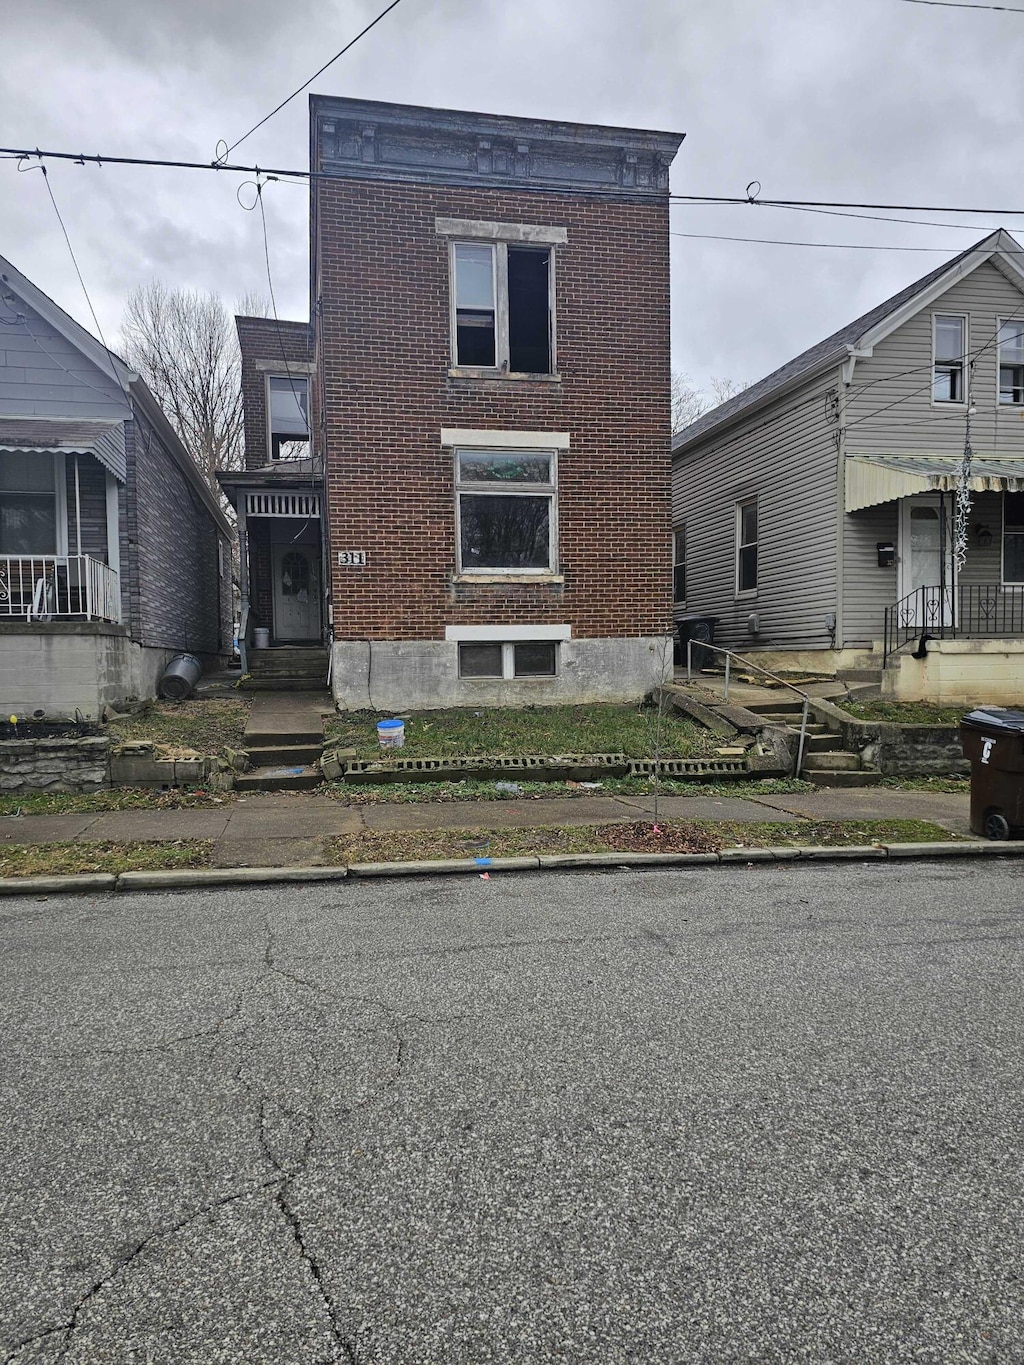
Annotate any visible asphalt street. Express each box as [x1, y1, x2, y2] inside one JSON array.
[[1, 861, 1022, 1364]]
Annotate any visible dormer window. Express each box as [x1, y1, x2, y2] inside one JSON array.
[[268, 374, 310, 460]]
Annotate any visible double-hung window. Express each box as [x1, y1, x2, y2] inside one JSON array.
[[0, 452, 58, 555], [673, 525, 686, 603], [452, 241, 553, 375], [267, 374, 310, 460], [455, 448, 556, 574], [1004, 492, 1024, 584], [933, 315, 967, 403], [999, 320, 1024, 406], [736, 498, 758, 595]]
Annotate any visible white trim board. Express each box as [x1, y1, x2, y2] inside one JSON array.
[[441, 428, 570, 449], [445, 624, 572, 642]]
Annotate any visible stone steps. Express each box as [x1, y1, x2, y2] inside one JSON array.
[[235, 765, 322, 792], [743, 700, 883, 787]]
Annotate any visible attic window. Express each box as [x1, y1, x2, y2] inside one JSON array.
[[268, 375, 310, 460], [933, 315, 966, 404], [998, 319, 1024, 406]]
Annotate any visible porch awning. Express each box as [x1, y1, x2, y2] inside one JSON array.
[[846, 453, 1024, 512], [0, 418, 127, 483]]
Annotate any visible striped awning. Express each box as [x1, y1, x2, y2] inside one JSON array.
[[846, 453, 1024, 512], [0, 418, 127, 482]]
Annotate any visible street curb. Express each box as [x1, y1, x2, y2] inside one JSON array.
[[1, 842, 1023, 896]]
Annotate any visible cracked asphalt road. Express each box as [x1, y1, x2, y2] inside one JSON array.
[[1, 860, 1022, 1364]]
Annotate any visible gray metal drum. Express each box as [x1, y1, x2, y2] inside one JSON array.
[[158, 653, 203, 701]]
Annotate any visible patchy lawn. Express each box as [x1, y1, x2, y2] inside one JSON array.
[[323, 817, 957, 865], [0, 787, 235, 818], [880, 776, 970, 793], [840, 699, 978, 726], [106, 699, 250, 758], [324, 776, 814, 805], [325, 704, 721, 761], [0, 840, 214, 879]]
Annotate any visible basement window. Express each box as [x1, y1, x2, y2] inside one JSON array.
[[451, 241, 553, 375], [458, 640, 558, 679]]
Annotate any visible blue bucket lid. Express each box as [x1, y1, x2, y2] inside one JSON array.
[[377, 718, 404, 729]]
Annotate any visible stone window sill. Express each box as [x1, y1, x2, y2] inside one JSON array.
[[455, 573, 564, 586], [447, 368, 562, 385]]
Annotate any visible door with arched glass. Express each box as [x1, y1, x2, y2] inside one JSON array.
[[272, 544, 320, 640], [898, 496, 956, 629]]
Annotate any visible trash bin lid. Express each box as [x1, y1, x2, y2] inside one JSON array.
[[961, 706, 1024, 733]]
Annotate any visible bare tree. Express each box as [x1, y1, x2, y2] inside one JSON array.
[[672, 371, 749, 433], [120, 283, 270, 487]]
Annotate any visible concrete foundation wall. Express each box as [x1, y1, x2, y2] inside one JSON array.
[[0, 626, 176, 720], [884, 640, 1024, 705], [331, 636, 673, 711]]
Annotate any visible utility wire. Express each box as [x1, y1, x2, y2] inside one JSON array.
[[670, 231, 960, 251], [900, 0, 1024, 12], [221, 0, 408, 158]]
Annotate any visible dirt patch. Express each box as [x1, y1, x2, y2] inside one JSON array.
[[596, 821, 722, 854]]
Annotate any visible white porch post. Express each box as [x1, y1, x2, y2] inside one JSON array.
[[104, 471, 122, 622]]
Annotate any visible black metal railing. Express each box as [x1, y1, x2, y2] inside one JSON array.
[[883, 583, 1024, 664]]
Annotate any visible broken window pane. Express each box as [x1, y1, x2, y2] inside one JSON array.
[[455, 243, 496, 367], [459, 493, 551, 570], [458, 643, 503, 677], [513, 641, 556, 676], [457, 450, 552, 485], [507, 246, 551, 373]]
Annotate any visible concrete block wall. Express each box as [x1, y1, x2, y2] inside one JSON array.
[[0, 626, 175, 720], [885, 640, 1024, 706]]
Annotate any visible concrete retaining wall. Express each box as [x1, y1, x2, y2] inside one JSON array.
[[810, 698, 967, 776], [331, 636, 674, 711]]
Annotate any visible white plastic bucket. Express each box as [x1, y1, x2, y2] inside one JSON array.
[[253, 628, 270, 649], [377, 718, 405, 749]]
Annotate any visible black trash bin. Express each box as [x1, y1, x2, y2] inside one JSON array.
[[676, 614, 720, 671], [959, 707, 1024, 840]]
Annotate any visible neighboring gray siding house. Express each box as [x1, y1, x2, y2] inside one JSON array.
[[0, 255, 233, 719], [672, 230, 1024, 705]]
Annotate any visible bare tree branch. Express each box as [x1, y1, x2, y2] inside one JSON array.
[[672, 371, 749, 433]]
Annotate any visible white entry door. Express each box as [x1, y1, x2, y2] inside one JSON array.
[[898, 496, 956, 628], [272, 544, 320, 641]]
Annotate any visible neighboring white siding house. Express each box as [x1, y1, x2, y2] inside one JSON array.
[[672, 230, 1024, 704]]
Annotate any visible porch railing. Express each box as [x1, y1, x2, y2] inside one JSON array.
[[883, 583, 1024, 664], [0, 555, 121, 624]]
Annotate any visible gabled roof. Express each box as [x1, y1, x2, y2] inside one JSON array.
[[672, 229, 1024, 453], [0, 253, 232, 537]]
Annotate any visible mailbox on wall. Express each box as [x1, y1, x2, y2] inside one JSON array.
[[877, 542, 896, 568]]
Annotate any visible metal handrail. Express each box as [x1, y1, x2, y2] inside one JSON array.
[[685, 639, 813, 779]]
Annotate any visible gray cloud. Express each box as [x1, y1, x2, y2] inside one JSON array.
[[2, 0, 1023, 390]]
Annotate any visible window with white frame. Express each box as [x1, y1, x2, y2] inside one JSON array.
[[933, 315, 967, 403], [452, 241, 553, 374], [998, 320, 1024, 406], [1004, 491, 1024, 583], [267, 374, 310, 460], [456, 448, 556, 573], [736, 498, 758, 594], [673, 525, 686, 602], [458, 640, 558, 679], [0, 452, 58, 555]]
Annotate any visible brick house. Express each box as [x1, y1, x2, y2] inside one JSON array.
[[1, 254, 234, 719], [222, 97, 683, 708]]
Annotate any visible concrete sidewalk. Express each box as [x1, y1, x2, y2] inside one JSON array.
[[0, 786, 973, 868]]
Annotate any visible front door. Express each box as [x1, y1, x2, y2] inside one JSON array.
[[272, 544, 320, 641], [898, 496, 956, 628]]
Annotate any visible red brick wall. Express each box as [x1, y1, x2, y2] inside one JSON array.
[[315, 179, 672, 641], [236, 318, 313, 470]]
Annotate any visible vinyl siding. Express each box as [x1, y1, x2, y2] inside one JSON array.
[[0, 300, 128, 421], [672, 367, 841, 652]]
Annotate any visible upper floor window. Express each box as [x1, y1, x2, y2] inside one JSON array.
[[268, 374, 310, 460], [736, 497, 758, 595], [455, 447, 557, 574], [933, 315, 967, 404], [452, 241, 553, 375], [673, 525, 686, 602], [999, 319, 1024, 406]]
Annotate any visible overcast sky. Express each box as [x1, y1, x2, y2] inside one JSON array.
[[2, 0, 1023, 394]]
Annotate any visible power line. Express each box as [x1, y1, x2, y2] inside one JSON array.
[[221, 0, 409, 158], [670, 230, 959, 251], [900, 0, 1024, 12]]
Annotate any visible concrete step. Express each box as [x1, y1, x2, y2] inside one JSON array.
[[245, 679, 329, 691], [804, 751, 861, 771], [245, 743, 323, 767], [744, 699, 805, 716], [804, 733, 843, 752], [837, 668, 884, 683], [803, 768, 884, 788], [235, 765, 322, 792]]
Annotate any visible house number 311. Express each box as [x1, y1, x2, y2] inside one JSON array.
[[337, 551, 367, 567]]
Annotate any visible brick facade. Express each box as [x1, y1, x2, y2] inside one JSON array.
[[315, 176, 675, 644], [237, 318, 313, 470]]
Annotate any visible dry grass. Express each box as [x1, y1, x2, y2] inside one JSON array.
[[0, 840, 214, 879], [106, 700, 250, 758]]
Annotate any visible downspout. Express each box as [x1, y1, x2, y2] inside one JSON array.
[[834, 361, 849, 652]]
